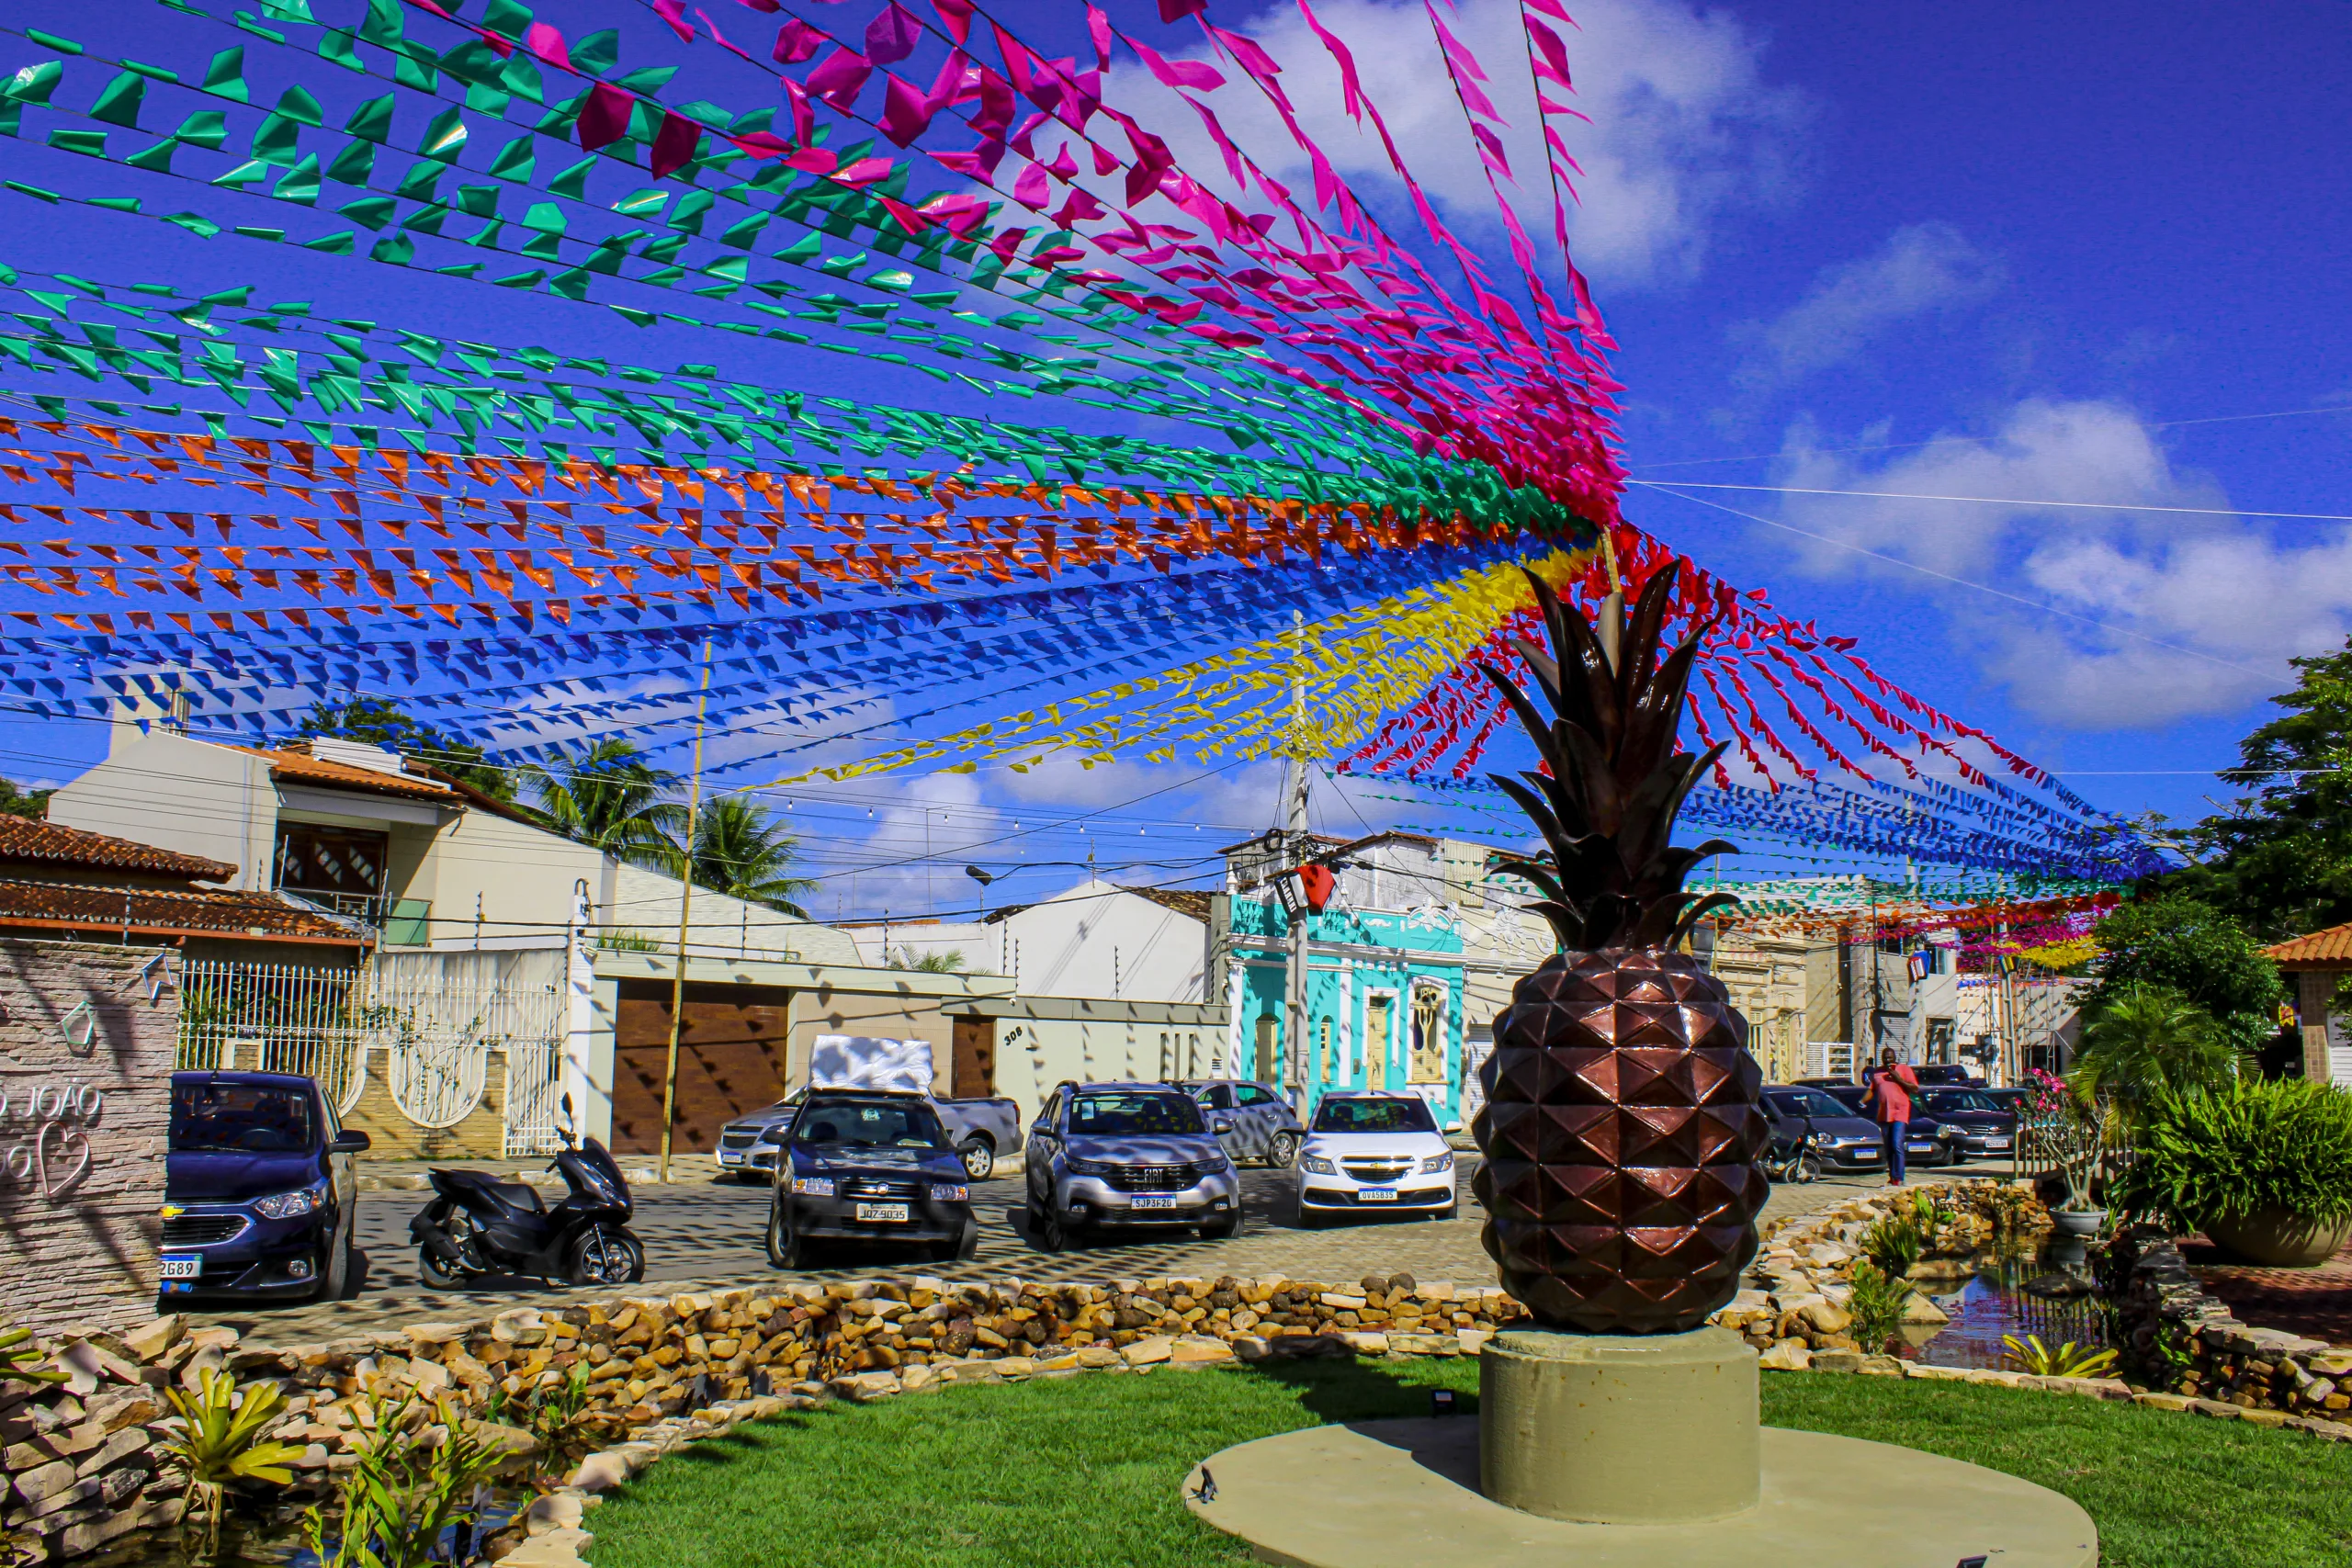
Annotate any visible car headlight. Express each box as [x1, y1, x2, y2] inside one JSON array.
[[1300, 1156, 1338, 1175], [930, 1183, 970, 1202], [1938, 1125, 1961, 1138], [1420, 1153, 1454, 1174], [1065, 1156, 1112, 1177], [253, 1183, 325, 1220], [791, 1177, 835, 1197]]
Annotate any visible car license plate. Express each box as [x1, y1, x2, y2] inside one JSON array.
[[1131, 1194, 1178, 1210], [160, 1255, 201, 1280], [1986, 1139, 2011, 1150], [718, 1150, 741, 1165], [1360, 1189, 1398, 1202], [854, 1202, 908, 1224]]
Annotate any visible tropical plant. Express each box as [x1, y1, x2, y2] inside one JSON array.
[[157, 1369, 304, 1555], [0, 1317, 62, 1392], [2002, 1334, 2120, 1379], [1467, 562, 1766, 1334], [594, 928, 664, 953], [304, 1394, 506, 1568], [1860, 1212, 1926, 1278], [518, 738, 689, 872], [2066, 985, 2243, 1122], [0, 775, 51, 819], [2081, 896, 2283, 1055], [690, 795, 817, 916], [1842, 1260, 1909, 1354], [2112, 1076, 2352, 1233], [886, 946, 967, 973], [512, 1363, 618, 1487]]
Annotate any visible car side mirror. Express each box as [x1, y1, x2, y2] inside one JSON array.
[[330, 1129, 371, 1154]]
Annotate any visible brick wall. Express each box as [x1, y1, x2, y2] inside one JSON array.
[[0, 939, 175, 1333]]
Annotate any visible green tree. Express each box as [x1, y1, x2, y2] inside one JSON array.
[[517, 739, 688, 872], [886, 946, 967, 973], [689, 795, 817, 917], [291, 698, 514, 802], [2165, 642, 2352, 936], [0, 777, 51, 819], [2066, 985, 2243, 1121], [2086, 895, 2282, 1055]]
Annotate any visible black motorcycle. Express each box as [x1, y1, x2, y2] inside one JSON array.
[[1764, 1119, 1825, 1185], [410, 1097, 645, 1289]]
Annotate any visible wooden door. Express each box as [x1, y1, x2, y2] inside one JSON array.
[[611, 981, 793, 1155], [1254, 1014, 1278, 1085], [1366, 997, 1392, 1089], [951, 1016, 996, 1099]]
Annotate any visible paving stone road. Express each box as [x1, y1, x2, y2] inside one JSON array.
[[187, 1157, 1955, 1345]]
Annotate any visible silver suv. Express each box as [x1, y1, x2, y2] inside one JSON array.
[[1023, 1081, 1240, 1251]]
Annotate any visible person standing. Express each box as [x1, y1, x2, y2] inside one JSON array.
[[1865, 1047, 1919, 1186]]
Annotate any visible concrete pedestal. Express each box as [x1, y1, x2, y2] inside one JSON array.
[[1479, 1326, 1757, 1524], [1182, 1418, 2098, 1567]]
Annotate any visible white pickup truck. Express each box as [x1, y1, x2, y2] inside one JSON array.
[[714, 1035, 1025, 1182]]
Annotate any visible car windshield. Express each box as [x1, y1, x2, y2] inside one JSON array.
[[1923, 1089, 1999, 1112], [1767, 1089, 1853, 1119], [1069, 1091, 1204, 1136], [794, 1100, 947, 1150], [1312, 1098, 1435, 1133], [172, 1082, 314, 1154]]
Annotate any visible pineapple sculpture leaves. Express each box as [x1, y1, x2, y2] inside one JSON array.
[[1470, 561, 1771, 1334]]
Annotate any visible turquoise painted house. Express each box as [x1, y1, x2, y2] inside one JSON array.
[[1221, 831, 1477, 1126]]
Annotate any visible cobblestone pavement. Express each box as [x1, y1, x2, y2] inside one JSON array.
[[2183, 1235, 2352, 1348], [187, 1158, 1949, 1346]]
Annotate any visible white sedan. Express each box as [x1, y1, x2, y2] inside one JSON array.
[[1297, 1093, 1457, 1224]]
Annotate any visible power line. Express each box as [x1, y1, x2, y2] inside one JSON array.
[[1637, 479, 2352, 525]]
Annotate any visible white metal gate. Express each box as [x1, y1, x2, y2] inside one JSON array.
[[176, 954, 565, 1154]]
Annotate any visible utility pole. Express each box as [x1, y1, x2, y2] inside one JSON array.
[[1283, 611, 1312, 1117], [657, 637, 714, 1188]]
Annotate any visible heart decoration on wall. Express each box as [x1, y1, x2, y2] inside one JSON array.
[[37, 1122, 93, 1203]]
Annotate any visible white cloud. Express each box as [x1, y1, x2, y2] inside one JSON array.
[[1734, 223, 2004, 386], [1104, 0, 1807, 289], [1748, 399, 2352, 729]]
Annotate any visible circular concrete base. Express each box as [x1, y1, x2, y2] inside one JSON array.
[[1182, 1419, 2097, 1568]]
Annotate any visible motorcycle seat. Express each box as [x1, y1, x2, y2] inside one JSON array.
[[480, 1179, 546, 1213]]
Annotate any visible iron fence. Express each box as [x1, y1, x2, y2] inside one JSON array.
[[175, 956, 568, 1156]]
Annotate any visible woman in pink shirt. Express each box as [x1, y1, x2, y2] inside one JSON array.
[[1865, 1049, 1919, 1185]]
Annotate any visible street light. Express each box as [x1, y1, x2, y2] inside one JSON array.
[[966, 863, 995, 919]]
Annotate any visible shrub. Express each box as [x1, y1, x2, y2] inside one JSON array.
[[2113, 1077, 2352, 1232], [1843, 1261, 1909, 1353], [2002, 1334, 2119, 1379], [2067, 985, 2244, 1122], [1860, 1213, 1925, 1277]]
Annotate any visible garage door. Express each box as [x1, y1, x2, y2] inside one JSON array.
[[612, 980, 792, 1155]]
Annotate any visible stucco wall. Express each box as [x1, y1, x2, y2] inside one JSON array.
[[48, 727, 274, 888], [852, 880, 1205, 1002], [607, 862, 861, 965], [0, 940, 175, 1333]]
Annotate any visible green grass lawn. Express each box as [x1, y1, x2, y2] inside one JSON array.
[[585, 1360, 2352, 1568]]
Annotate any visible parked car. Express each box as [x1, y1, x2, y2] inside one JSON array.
[[1984, 1086, 2032, 1115], [763, 1089, 978, 1269], [1914, 1086, 2018, 1159], [1296, 1092, 1455, 1224], [1815, 1082, 1968, 1167], [719, 1087, 1023, 1183], [1023, 1080, 1239, 1251], [1179, 1077, 1305, 1168], [1912, 1065, 1985, 1088], [1759, 1087, 1886, 1176], [162, 1070, 369, 1302]]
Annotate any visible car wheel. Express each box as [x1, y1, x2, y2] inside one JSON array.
[[732, 1169, 766, 1185], [1266, 1132, 1300, 1169], [1434, 1204, 1458, 1223], [767, 1204, 810, 1269], [959, 1137, 996, 1182], [1028, 1200, 1069, 1253], [568, 1228, 643, 1288], [418, 1247, 464, 1291], [319, 1213, 354, 1301], [1198, 1210, 1240, 1241]]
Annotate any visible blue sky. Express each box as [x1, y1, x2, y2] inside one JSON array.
[[1, 0, 2344, 919]]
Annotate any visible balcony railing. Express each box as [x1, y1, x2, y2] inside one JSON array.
[[272, 888, 433, 944]]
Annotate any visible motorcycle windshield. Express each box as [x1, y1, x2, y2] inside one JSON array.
[[566, 1139, 630, 1207]]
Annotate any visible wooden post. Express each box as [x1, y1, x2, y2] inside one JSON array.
[[657, 637, 715, 1187], [2297, 969, 2335, 1085]]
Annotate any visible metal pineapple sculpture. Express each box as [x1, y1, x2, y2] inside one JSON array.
[[1470, 561, 1770, 1334]]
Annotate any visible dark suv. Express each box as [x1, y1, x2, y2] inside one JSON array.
[[163, 1071, 369, 1302], [763, 1089, 978, 1269]]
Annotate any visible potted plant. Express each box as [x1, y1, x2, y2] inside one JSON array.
[[2020, 1070, 2108, 1235], [2113, 1077, 2352, 1266]]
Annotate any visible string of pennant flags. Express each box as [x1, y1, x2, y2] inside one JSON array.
[[0, 0, 2161, 893]]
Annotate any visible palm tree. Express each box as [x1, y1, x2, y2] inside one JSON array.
[[691, 795, 818, 918], [887, 946, 967, 973], [2067, 985, 2243, 1122], [517, 739, 689, 873]]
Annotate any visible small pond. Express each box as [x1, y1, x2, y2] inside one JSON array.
[[1895, 1235, 2113, 1371], [92, 1494, 523, 1568]]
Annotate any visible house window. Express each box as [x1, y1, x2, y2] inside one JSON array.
[[275, 825, 389, 898], [1409, 986, 1447, 1083], [1254, 1014, 1279, 1084]]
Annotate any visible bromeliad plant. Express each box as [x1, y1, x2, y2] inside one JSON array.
[[304, 1393, 506, 1568], [0, 1316, 63, 1393], [2002, 1334, 2120, 1380], [1842, 1260, 1910, 1354], [157, 1369, 305, 1557], [2112, 1076, 2352, 1234], [492, 1362, 616, 1489]]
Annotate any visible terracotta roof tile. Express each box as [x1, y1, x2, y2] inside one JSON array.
[[224, 745, 460, 803], [2265, 923, 2352, 969], [0, 818, 234, 882], [1120, 886, 1214, 922], [0, 879, 359, 942]]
